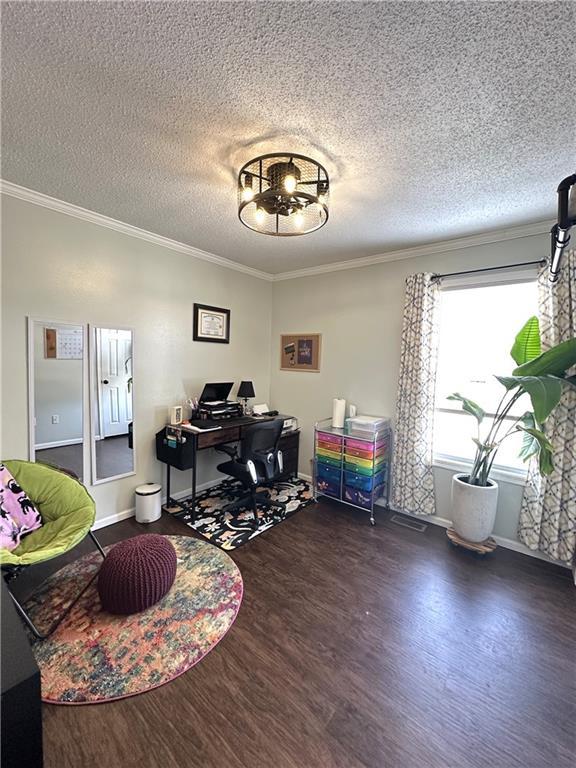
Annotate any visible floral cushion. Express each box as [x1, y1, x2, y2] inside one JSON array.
[[0, 462, 43, 551]]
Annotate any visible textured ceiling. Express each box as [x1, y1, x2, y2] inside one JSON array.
[[2, 1, 574, 274]]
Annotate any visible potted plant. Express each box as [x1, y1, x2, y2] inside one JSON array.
[[448, 316, 576, 542]]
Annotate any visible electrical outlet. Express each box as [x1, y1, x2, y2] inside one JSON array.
[[51, 415, 59, 424]]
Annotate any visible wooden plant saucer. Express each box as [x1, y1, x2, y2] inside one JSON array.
[[446, 527, 497, 555]]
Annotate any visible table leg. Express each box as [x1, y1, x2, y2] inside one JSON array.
[[190, 463, 196, 523]]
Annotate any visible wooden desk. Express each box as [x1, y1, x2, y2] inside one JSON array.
[[156, 416, 300, 520]]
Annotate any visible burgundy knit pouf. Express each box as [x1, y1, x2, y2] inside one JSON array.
[[98, 535, 177, 615]]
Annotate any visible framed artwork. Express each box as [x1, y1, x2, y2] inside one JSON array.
[[280, 333, 321, 372], [193, 303, 231, 344]]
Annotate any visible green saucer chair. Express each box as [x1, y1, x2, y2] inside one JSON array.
[[1, 459, 106, 639]]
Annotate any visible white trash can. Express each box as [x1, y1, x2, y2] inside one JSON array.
[[135, 483, 162, 523]]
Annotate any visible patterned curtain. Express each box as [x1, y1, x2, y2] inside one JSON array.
[[518, 251, 576, 564], [391, 273, 440, 516]]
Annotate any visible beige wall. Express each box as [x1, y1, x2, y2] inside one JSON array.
[[0, 191, 551, 547], [1, 195, 273, 522], [269, 233, 549, 542]]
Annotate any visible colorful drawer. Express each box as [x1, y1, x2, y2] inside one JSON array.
[[317, 463, 342, 484], [344, 469, 385, 492], [316, 475, 340, 497], [342, 485, 384, 509], [343, 445, 375, 460], [342, 454, 382, 470], [317, 454, 342, 469], [316, 438, 342, 454], [317, 432, 343, 447], [344, 436, 382, 450], [343, 461, 373, 476], [345, 436, 388, 454], [316, 446, 342, 462]]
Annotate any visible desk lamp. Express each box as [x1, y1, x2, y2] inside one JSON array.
[[238, 381, 255, 414]]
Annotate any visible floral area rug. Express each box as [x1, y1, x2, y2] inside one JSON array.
[[167, 478, 314, 550], [25, 535, 243, 704]]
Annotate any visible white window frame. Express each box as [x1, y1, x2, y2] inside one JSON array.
[[432, 266, 539, 486]]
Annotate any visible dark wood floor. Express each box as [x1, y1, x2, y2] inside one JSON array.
[[12, 501, 576, 768]]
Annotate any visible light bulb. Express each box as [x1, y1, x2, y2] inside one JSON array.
[[294, 210, 304, 229], [284, 174, 297, 194], [242, 186, 254, 202], [255, 207, 266, 225]]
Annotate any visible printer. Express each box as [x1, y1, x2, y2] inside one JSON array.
[[197, 382, 243, 420]]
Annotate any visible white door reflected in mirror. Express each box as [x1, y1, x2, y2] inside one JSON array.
[[91, 327, 135, 484]]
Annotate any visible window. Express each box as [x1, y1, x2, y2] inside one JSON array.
[[433, 277, 538, 475]]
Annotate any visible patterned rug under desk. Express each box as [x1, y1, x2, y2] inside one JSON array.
[[164, 478, 314, 550]]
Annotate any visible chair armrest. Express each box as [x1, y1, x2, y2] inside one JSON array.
[[251, 449, 283, 482], [246, 460, 258, 485]]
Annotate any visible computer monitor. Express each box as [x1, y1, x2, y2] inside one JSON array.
[[198, 382, 234, 402]]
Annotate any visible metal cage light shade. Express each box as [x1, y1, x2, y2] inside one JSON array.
[[238, 153, 330, 236]]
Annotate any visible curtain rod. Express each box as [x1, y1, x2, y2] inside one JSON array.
[[432, 259, 546, 282]]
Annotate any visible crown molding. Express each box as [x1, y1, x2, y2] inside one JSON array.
[[1, 179, 552, 283], [0, 179, 274, 282], [271, 219, 553, 281]]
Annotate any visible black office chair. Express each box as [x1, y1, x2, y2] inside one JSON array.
[[216, 419, 286, 527]]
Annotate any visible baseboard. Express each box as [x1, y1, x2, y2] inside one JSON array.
[[92, 477, 222, 531], [376, 501, 569, 569], [302, 473, 567, 568], [92, 475, 311, 531], [35, 438, 83, 450], [92, 473, 567, 569], [92, 506, 137, 531]]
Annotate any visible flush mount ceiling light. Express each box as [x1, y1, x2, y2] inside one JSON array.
[[238, 153, 330, 236]]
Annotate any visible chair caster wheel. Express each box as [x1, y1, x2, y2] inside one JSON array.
[[370, 519, 375, 526]]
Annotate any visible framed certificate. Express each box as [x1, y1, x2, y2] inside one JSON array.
[[193, 303, 231, 344]]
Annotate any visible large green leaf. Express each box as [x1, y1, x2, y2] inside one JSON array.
[[517, 413, 539, 461], [513, 375, 563, 423], [513, 337, 576, 376], [516, 424, 555, 475], [495, 375, 521, 391], [496, 374, 571, 422], [510, 316, 541, 366], [447, 393, 485, 424]]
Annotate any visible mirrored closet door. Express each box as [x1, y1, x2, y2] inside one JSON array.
[[90, 326, 135, 484], [28, 319, 88, 481]]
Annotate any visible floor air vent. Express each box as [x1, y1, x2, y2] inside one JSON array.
[[390, 514, 428, 533]]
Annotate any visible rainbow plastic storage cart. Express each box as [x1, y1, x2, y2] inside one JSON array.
[[313, 417, 392, 525]]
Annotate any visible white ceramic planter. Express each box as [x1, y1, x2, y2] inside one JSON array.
[[451, 473, 499, 542]]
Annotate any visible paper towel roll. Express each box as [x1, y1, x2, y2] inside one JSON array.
[[332, 398, 346, 428]]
